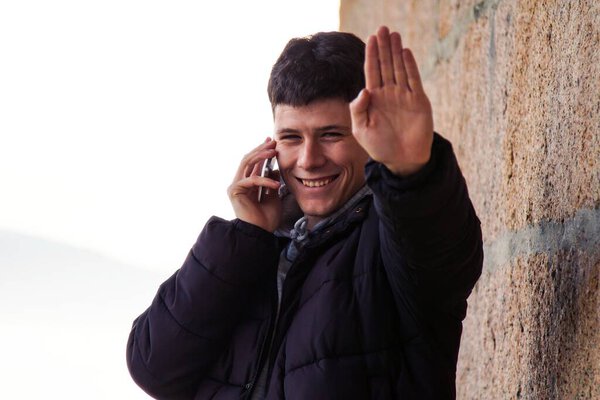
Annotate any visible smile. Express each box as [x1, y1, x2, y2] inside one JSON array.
[[298, 175, 339, 188]]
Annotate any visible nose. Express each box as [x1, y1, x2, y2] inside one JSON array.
[[297, 139, 326, 170]]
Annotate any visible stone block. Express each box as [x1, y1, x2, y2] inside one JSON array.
[[458, 251, 599, 399], [499, 0, 600, 232]]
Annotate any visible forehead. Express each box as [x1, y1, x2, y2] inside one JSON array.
[[273, 98, 351, 132]]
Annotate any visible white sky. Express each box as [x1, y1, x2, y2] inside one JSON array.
[[0, 0, 341, 272]]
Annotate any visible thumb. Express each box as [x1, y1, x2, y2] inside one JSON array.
[[350, 88, 370, 130]]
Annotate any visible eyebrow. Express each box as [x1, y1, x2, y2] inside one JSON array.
[[276, 125, 351, 135]]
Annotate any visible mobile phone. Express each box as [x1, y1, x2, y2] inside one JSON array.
[[257, 157, 275, 202]]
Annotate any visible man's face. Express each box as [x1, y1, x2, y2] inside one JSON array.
[[274, 98, 369, 225]]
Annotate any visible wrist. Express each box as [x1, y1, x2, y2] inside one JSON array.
[[385, 134, 433, 177], [385, 157, 429, 177]]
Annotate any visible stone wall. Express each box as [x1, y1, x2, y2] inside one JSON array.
[[340, 1, 599, 398]]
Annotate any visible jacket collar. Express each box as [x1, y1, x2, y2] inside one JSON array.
[[275, 185, 373, 246]]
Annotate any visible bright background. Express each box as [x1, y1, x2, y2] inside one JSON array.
[[0, 1, 339, 398]]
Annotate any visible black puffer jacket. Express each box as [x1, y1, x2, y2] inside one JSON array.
[[127, 134, 483, 399]]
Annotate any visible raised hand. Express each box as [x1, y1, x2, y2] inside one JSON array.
[[227, 138, 282, 232], [350, 26, 434, 176]]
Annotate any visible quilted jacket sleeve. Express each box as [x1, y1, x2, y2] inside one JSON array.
[[365, 133, 483, 367], [126, 217, 279, 399]]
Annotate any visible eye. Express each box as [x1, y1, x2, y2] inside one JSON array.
[[322, 132, 343, 139], [279, 134, 301, 141]]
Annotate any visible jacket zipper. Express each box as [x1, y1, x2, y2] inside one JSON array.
[[261, 250, 313, 387], [243, 249, 308, 399], [242, 263, 281, 399]]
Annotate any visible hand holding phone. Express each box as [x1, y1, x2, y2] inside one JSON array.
[[229, 138, 281, 232]]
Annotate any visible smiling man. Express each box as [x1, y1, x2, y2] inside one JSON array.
[[127, 27, 483, 400], [274, 99, 368, 227]]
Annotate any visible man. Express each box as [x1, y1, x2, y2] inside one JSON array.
[[127, 26, 483, 399]]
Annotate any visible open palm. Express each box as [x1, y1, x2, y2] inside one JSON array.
[[350, 26, 434, 176]]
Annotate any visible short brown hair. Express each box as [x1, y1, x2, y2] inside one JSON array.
[[267, 31, 365, 109]]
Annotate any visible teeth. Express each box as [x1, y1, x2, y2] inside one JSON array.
[[301, 178, 333, 187]]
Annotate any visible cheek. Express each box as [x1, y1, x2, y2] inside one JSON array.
[[348, 144, 369, 165], [276, 148, 295, 170], [336, 146, 368, 171], [276, 153, 294, 182]]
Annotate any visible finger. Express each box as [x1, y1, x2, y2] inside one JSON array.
[[349, 89, 371, 130], [364, 35, 381, 90], [233, 176, 281, 193], [376, 26, 395, 85], [250, 159, 262, 177], [262, 169, 281, 198], [237, 138, 273, 174], [240, 147, 276, 179], [403, 48, 424, 93], [235, 140, 276, 180], [391, 32, 408, 89]]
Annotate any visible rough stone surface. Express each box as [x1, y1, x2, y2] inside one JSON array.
[[460, 250, 600, 399], [340, 0, 600, 398]]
